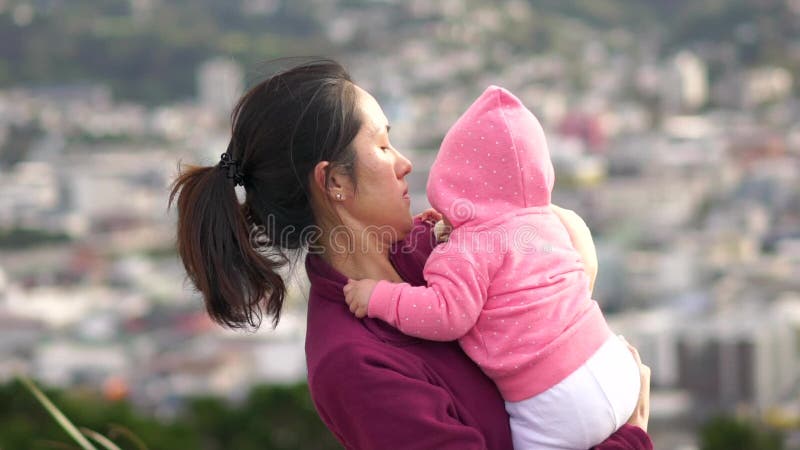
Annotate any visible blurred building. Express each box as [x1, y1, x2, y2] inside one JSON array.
[[661, 51, 708, 114], [197, 58, 244, 117], [713, 66, 794, 109], [610, 298, 799, 421], [677, 307, 797, 418]]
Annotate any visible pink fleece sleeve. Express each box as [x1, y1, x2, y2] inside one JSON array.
[[367, 251, 489, 341]]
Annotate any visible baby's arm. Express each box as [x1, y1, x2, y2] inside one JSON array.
[[344, 251, 490, 341]]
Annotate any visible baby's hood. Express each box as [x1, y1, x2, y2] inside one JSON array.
[[427, 86, 554, 228]]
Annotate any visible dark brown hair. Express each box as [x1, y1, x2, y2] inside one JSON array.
[[169, 59, 362, 330]]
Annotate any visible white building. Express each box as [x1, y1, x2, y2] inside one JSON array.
[[34, 341, 129, 388], [606, 308, 683, 389], [0, 162, 59, 229], [661, 51, 708, 113], [197, 58, 245, 117], [677, 305, 797, 416], [744, 66, 793, 107]]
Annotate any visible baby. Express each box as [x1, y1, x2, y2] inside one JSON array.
[[344, 86, 640, 450]]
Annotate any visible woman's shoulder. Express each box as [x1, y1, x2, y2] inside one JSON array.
[[305, 319, 437, 407], [305, 295, 426, 370], [309, 337, 415, 383], [306, 331, 514, 450]]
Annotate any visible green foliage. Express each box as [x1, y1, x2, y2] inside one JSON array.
[[527, 0, 660, 31], [180, 384, 340, 450], [0, 379, 341, 450], [0, 228, 71, 249], [0, 123, 42, 169], [0, 0, 332, 104], [18, 375, 99, 449], [2, 0, 798, 104], [699, 415, 784, 450], [0, 379, 196, 449]]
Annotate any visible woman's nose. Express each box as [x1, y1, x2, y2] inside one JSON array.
[[396, 150, 413, 177]]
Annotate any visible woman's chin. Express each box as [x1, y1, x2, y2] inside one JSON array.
[[395, 212, 415, 239]]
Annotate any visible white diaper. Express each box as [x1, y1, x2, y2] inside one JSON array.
[[504, 335, 641, 450]]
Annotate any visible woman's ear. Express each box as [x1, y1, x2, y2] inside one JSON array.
[[313, 160, 349, 201]]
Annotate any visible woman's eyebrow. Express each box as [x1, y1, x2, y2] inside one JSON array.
[[370, 124, 391, 137]]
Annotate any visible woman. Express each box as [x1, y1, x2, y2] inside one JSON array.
[[169, 58, 652, 449]]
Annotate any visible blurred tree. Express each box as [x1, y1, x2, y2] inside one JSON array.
[[181, 384, 341, 450], [2, 0, 798, 103], [699, 415, 784, 450], [0, 379, 341, 450], [0, 228, 71, 249], [0, 124, 42, 169]]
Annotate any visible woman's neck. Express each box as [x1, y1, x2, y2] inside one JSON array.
[[317, 234, 404, 283]]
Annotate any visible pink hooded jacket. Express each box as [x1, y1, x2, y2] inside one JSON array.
[[367, 86, 613, 402]]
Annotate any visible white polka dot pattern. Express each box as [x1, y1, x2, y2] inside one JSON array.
[[426, 85, 555, 230], [367, 85, 611, 402]]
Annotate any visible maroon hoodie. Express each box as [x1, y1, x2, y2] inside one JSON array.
[[304, 216, 652, 450]]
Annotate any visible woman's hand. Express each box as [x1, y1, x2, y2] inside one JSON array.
[[343, 278, 379, 318], [621, 336, 651, 432], [550, 204, 598, 293]]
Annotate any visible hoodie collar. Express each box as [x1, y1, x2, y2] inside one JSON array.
[[305, 247, 426, 346]]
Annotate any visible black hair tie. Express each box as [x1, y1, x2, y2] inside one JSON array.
[[218, 152, 245, 187]]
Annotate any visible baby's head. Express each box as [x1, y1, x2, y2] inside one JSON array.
[[427, 85, 554, 229]]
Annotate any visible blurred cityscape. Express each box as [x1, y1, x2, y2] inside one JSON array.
[[1, 0, 799, 448]]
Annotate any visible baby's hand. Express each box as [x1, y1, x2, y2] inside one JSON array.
[[415, 208, 443, 225], [343, 278, 379, 318]]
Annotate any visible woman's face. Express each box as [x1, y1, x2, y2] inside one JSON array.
[[344, 86, 414, 240]]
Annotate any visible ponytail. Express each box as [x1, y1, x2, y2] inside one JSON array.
[[168, 163, 285, 330], [168, 58, 362, 330]]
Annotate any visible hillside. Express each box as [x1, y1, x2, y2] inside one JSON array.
[[1, 0, 797, 103]]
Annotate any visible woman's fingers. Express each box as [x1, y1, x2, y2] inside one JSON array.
[[620, 336, 651, 432], [620, 336, 641, 364], [631, 363, 651, 432]]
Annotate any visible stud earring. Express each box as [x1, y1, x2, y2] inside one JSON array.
[[335, 193, 344, 200]]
